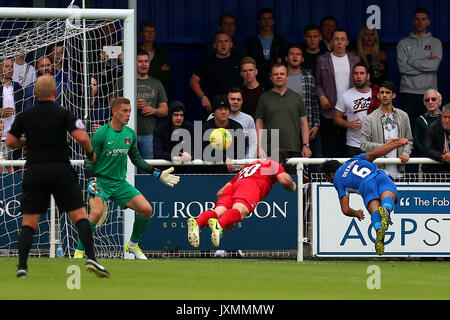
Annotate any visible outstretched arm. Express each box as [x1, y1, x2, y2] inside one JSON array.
[[128, 139, 180, 187], [365, 138, 409, 163], [339, 195, 364, 221], [128, 138, 157, 173]]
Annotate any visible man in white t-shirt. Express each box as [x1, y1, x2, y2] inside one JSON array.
[[315, 28, 360, 157], [334, 63, 372, 157]]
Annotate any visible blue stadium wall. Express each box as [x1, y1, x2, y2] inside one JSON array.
[[2, 0, 449, 122]]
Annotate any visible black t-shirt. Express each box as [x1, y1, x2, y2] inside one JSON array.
[[241, 84, 265, 119], [194, 54, 242, 102], [9, 100, 82, 165], [302, 47, 327, 75]]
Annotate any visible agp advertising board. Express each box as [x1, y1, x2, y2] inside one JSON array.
[[312, 184, 450, 257]]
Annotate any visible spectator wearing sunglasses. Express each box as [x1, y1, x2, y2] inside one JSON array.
[[413, 89, 442, 159]]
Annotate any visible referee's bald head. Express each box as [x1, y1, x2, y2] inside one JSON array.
[[34, 74, 57, 101]]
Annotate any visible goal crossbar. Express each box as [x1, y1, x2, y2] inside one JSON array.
[[0, 7, 134, 20]]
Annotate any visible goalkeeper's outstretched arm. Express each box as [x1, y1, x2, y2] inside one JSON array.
[[128, 139, 180, 187]]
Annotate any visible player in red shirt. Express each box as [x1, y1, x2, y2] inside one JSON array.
[[187, 152, 296, 248]]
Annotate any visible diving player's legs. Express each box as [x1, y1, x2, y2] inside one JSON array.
[[217, 203, 248, 229], [187, 186, 233, 247], [380, 191, 396, 220], [365, 174, 398, 256], [191, 185, 233, 229], [367, 199, 386, 256], [208, 186, 258, 247], [209, 203, 248, 248], [187, 207, 226, 248], [378, 174, 397, 228]]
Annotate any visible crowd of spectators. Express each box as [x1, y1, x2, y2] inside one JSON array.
[[0, 7, 449, 177]]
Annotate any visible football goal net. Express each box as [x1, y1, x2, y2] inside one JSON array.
[[0, 6, 136, 259]]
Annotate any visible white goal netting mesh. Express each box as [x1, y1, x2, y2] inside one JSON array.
[[0, 15, 125, 258]]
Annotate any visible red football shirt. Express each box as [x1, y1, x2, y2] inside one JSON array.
[[229, 159, 286, 198]]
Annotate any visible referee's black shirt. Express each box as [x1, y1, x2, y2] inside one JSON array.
[[9, 101, 83, 165]]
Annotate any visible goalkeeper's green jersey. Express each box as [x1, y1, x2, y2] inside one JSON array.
[[86, 123, 153, 181]]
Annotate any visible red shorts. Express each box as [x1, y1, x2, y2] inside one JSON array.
[[216, 179, 263, 212]]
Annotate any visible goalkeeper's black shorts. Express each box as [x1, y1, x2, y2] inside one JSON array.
[[21, 162, 85, 214]]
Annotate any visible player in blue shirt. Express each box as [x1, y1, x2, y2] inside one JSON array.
[[320, 138, 409, 256]]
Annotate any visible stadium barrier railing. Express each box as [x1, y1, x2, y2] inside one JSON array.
[[1, 157, 444, 262]]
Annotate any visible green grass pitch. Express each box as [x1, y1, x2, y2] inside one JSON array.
[[1, 257, 450, 300]]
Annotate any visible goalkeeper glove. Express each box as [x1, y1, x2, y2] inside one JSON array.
[[87, 177, 98, 197], [153, 167, 180, 188]]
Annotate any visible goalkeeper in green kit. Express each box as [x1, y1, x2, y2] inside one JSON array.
[[74, 97, 180, 259]]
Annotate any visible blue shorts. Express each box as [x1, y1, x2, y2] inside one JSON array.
[[360, 173, 397, 208]]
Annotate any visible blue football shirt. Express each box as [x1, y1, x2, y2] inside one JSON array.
[[333, 153, 381, 199]]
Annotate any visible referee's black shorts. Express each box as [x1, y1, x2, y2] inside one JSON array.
[[21, 162, 85, 214]]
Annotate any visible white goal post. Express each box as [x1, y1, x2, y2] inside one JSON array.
[[0, 7, 136, 258]]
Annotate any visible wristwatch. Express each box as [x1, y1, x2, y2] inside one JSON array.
[[199, 95, 206, 100], [303, 143, 310, 147]]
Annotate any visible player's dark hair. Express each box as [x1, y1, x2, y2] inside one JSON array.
[[320, 160, 342, 176], [267, 149, 288, 168], [277, 149, 288, 168]]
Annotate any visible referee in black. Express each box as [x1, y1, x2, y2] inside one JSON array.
[[6, 74, 109, 278]]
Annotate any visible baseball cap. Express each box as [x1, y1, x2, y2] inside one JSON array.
[[212, 95, 231, 112]]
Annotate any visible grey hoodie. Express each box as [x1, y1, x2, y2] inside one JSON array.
[[397, 32, 442, 94]]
